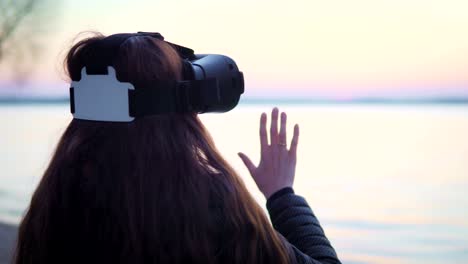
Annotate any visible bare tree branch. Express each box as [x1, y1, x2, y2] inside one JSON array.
[[0, 0, 60, 81], [0, 0, 37, 59], [0, 0, 36, 55]]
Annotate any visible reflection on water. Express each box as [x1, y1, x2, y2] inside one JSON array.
[[1, 104, 468, 263]]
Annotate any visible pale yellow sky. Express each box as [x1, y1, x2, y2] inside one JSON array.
[[1, 0, 468, 97]]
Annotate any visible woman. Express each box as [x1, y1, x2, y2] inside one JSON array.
[[14, 32, 341, 264]]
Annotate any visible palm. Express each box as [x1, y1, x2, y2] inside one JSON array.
[[238, 107, 299, 199]]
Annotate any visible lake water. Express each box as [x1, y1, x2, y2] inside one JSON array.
[[1, 103, 468, 263]]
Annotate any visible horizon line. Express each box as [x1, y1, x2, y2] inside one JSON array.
[[1, 96, 468, 105]]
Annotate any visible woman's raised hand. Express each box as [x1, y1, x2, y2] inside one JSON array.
[[238, 107, 300, 199]]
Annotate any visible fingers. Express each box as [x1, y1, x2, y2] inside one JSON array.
[[279, 112, 287, 145], [238, 152, 256, 175], [289, 124, 299, 157], [259, 113, 268, 153], [270, 107, 279, 145]]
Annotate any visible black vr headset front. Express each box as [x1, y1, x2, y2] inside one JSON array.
[[69, 32, 244, 122]]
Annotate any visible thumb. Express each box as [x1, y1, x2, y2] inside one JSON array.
[[238, 152, 256, 176]]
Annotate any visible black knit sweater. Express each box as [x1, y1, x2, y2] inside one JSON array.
[[266, 188, 341, 264]]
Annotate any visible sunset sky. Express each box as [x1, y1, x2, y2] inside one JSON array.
[[1, 0, 467, 99]]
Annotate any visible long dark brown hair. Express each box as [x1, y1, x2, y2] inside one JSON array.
[[14, 32, 291, 264]]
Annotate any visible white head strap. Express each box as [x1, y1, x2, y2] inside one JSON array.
[[70, 66, 135, 122]]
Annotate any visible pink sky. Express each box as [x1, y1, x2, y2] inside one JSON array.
[[1, 0, 467, 98]]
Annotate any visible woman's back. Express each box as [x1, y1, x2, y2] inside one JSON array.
[[14, 32, 291, 264], [14, 32, 340, 264]]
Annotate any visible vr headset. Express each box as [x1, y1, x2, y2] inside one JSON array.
[[70, 32, 244, 122]]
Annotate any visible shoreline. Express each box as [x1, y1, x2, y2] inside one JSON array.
[[0, 222, 17, 264], [1, 97, 468, 105]]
